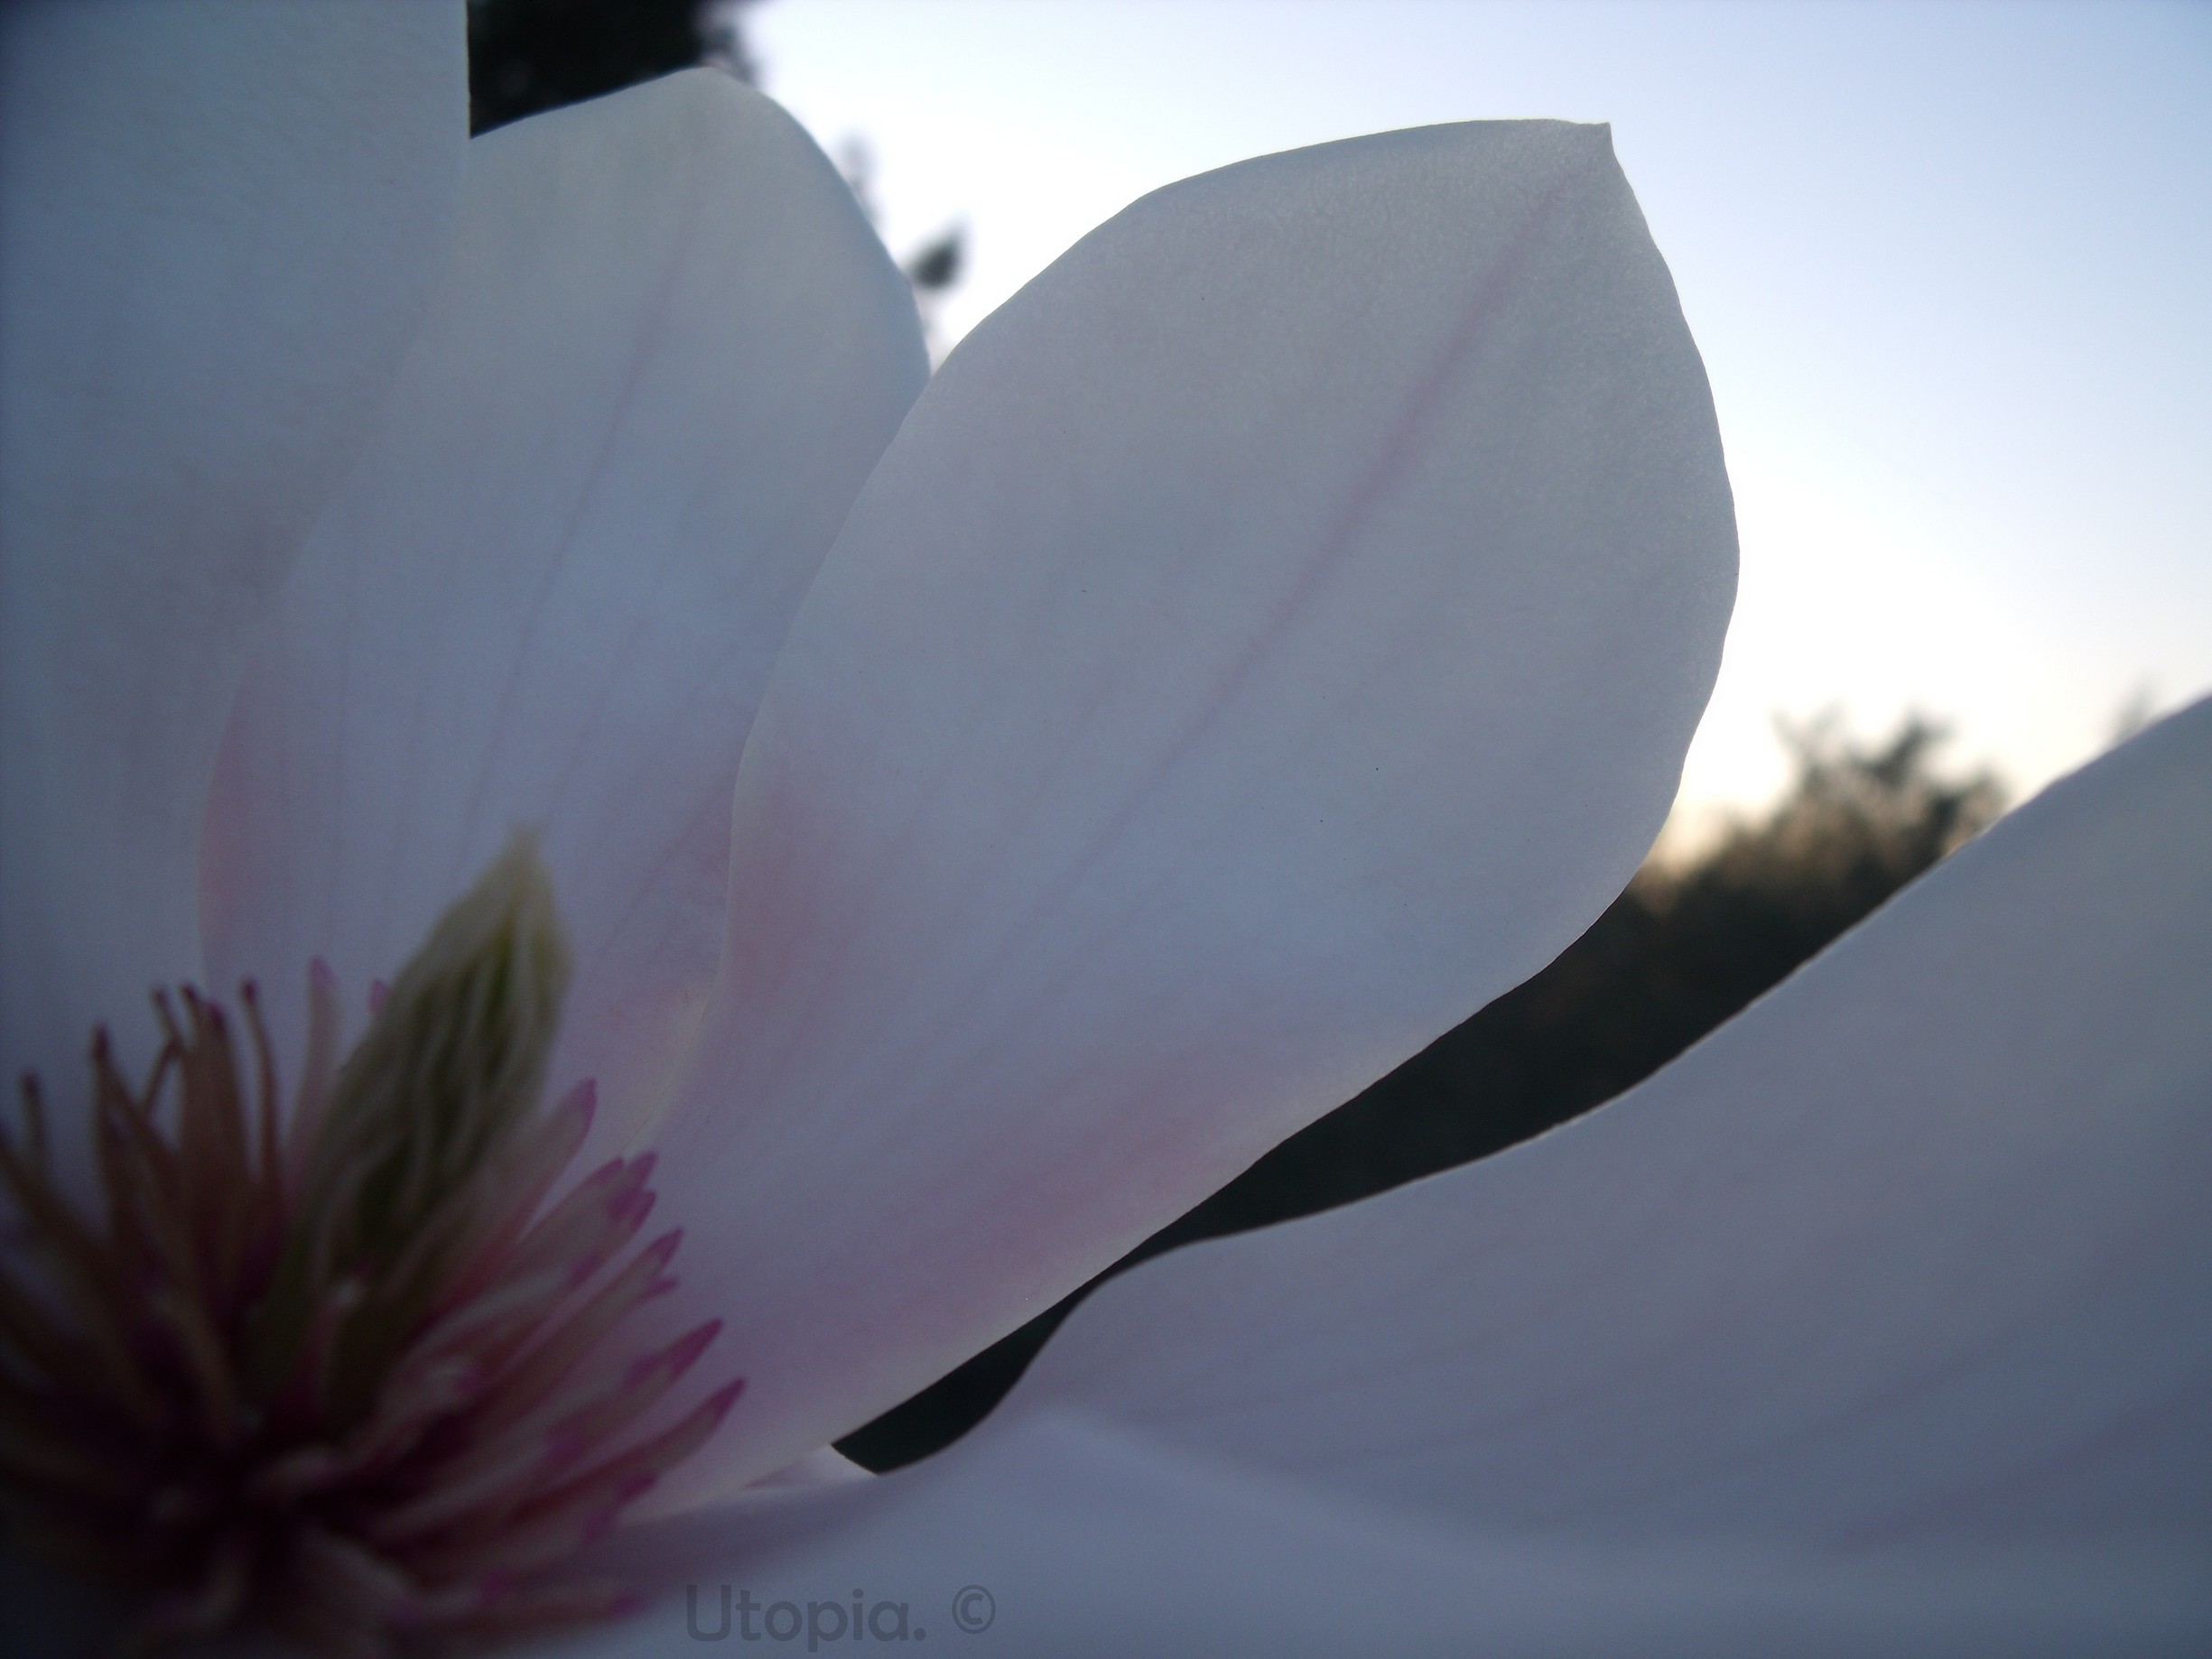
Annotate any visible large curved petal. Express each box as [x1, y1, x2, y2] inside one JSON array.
[[644, 119, 1736, 1497], [200, 70, 926, 1159], [565, 1413, 2207, 1657], [0, 1, 463, 1165], [985, 700, 2212, 1555]]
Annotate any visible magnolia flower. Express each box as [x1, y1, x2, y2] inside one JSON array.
[[2, 5, 2204, 1656]]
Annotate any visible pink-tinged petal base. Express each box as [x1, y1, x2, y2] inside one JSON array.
[[639, 116, 1734, 1500]]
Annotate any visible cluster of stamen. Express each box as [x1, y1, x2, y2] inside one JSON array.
[[0, 844, 739, 1654]]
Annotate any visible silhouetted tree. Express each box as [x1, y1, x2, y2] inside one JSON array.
[[840, 716, 2006, 1469], [467, 0, 754, 134], [464, 1, 965, 317], [904, 227, 964, 293]]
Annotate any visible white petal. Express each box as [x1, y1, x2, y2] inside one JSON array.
[[0, 1, 463, 1159], [988, 701, 2212, 1552], [200, 70, 926, 1157], [644, 119, 1735, 1496], [556, 1413, 2207, 1657]]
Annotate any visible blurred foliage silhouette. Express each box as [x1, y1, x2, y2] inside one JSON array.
[[838, 718, 2006, 1470], [469, 0, 756, 133], [467, 0, 966, 310], [905, 228, 965, 292]]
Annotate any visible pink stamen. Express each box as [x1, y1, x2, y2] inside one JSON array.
[[0, 963, 742, 1655]]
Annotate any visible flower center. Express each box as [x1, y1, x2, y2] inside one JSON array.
[[0, 839, 738, 1654]]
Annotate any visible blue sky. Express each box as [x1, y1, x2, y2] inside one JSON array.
[[748, 0, 2211, 830]]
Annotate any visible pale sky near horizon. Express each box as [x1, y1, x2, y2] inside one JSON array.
[[746, 0, 2211, 834]]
